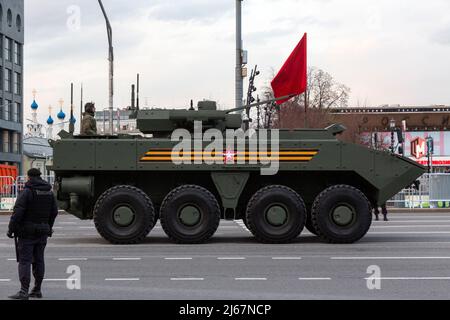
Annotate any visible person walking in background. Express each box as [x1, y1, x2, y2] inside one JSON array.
[[7, 169, 59, 300], [374, 203, 389, 221]]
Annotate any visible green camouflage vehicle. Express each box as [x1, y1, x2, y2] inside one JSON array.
[[50, 101, 425, 245]]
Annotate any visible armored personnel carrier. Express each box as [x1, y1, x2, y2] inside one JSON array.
[[50, 100, 425, 245]]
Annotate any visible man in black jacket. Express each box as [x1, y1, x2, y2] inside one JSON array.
[[7, 168, 58, 300]]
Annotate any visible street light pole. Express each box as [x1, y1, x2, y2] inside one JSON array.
[[236, 0, 244, 111], [390, 119, 396, 154], [98, 0, 114, 135]]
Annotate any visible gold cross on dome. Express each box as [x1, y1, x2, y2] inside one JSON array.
[[48, 105, 52, 114], [32, 89, 37, 99], [58, 98, 64, 108]]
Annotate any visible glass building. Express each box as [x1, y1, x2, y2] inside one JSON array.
[[0, 0, 23, 174]]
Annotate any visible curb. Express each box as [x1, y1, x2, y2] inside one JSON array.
[[389, 208, 450, 213], [0, 210, 69, 216]]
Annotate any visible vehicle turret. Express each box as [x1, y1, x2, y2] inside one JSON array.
[[135, 101, 242, 137]]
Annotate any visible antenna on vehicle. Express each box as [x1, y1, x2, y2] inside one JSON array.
[[136, 74, 140, 111]]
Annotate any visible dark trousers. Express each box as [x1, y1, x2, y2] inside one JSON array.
[[374, 205, 388, 215], [374, 204, 388, 219], [17, 236, 47, 292]]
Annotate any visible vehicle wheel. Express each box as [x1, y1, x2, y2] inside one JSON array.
[[160, 185, 220, 244], [305, 211, 318, 236], [311, 185, 372, 244], [93, 186, 156, 244], [246, 185, 306, 244]]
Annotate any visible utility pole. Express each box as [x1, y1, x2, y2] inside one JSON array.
[[136, 74, 140, 110], [69, 83, 75, 134], [80, 83, 83, 134], [98, 0, 114, 135], [236, 0, 246, 111]]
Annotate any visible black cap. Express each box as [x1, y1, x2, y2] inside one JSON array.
[[27, 168, 42, 178], [85, 102, 95, 113]]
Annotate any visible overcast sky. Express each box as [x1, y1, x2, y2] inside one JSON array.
[[24, 0, 450, 124]]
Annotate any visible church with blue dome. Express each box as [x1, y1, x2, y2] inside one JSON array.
[[23, 91, 55, 177]]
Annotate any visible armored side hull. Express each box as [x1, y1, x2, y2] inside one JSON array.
[[51, 127, 425, 244]]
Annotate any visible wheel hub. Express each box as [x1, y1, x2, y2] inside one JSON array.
[[332, 205, 355, 226], [265, 205, 288, 226], [113, 206, 135, 227], [179, 205, 201, 227]]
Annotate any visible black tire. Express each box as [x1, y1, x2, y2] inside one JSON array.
[[160, 185, 220, 244], [311, 185, 372, 244], [246, 185, 306, 244], [305, 211, 318, 236], [93, 186, 156, 244]]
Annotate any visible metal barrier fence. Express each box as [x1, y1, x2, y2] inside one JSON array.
[[387, 173, 450, 209], [0, 176, 16, 210], [0, 176, 55, 211], [15, 176, 55, 194]]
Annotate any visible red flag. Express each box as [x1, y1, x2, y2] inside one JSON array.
[[271, 33, 307, 105]]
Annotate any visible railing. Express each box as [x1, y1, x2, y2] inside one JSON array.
[[0, 176, 55, 211], [0, 176, 17, 210], [387, 173, 450, 209]]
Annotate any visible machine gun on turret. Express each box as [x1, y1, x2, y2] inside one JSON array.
[[243, 65, 260, 130]]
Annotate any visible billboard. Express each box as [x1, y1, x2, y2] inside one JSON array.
[[370, 131, 450, 167]]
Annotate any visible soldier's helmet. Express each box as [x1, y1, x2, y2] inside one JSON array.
[[85, 102, 95, 114]]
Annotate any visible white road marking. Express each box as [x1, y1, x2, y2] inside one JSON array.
[[7, 259, 16, 261], [331, 257, 450, 260], [164, 257, 193, 260], [79, 227, 96, 229], [374, 220, 450, 223], [218, 257, 246, 260], [372, 225, 450, 228], [58, 258, 88, 261], [57, 222, 77, 225], [0, 279, 11, 282], [170, 278, 204, 281], [384, 216, 450, 219], [105, 278, 140, 281], [365, 277, 450, 281], [369, 231, 450, 235], [298, 278, 332, 281], [113, 258, 142, 261], [235, 278, 267, 281], [272, 257, 302, 260]]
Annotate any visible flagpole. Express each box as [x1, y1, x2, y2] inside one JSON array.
[[304, 33, 308, 128], [304, 86, 308, 128]]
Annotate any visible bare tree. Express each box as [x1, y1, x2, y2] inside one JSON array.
[[261, 66, 350, 127]]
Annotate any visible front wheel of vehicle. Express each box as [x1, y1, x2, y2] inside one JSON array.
[[311, 185, 372, 244]]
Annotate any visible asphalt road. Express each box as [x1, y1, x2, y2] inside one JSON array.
[[1, 212, 450, 300]]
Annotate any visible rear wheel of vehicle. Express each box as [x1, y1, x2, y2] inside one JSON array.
[[93, 186, 156, 244], [311, 185, 372, 244], [160, 185, 220, 244], [246, 185, 306, 244]]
